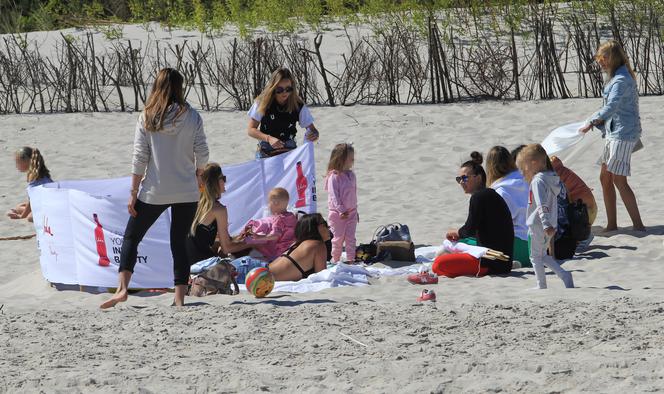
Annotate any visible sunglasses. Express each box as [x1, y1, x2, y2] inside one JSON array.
[[455, 174, 474, 184], [220, 175, 227, 183], [275, 86, 293, 94]]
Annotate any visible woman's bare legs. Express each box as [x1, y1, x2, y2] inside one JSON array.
[[100, 270, 132, 309], [600, 164, 618, 231], [613, 174, 645, 231]]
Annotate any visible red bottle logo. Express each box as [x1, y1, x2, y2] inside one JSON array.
[[295, 161, 308, 208], [93, 213, 111, 266]]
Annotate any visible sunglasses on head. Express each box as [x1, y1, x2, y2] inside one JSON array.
[[275, 86, 293, 94], [455, 174, 474, 184]]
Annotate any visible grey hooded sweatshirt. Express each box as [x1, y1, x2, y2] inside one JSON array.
[[132, 104, 209, 205], [526, 171, 561, 237]]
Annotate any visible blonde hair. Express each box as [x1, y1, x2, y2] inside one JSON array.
[[485, 146, 517, 186], [190, 163, 224, 236], [269, 187, 290, 202], [515, 144, 549, 181], [143, 68, 187, 132], [16, 147, 50, 183], [256, 67, 303, 115], [326, 143, 355, 173], [595, 40, 636, 79]]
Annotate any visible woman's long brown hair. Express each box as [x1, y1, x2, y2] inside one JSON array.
[[256, 67, 303, 115], [143, 68, 187, 132], [190, 163, 224, 236]]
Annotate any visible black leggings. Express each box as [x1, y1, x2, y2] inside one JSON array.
[[119, 199, 197, 286]]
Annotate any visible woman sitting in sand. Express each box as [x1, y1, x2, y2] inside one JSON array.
[[230, 213, 331, 283], [432, 152, 514, 278], [6, 147, 53, 222], [186, 163, 250, 264], [247, 67, 319, 158], [485, 146, 530, 267]]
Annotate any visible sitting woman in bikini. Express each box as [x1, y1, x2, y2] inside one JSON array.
[[268, 213, 331, 281]]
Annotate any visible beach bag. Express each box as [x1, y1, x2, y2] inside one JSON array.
[[374, 223, 412, 243], [189, 258, 239, 297], [355, 242, 377, 263], [373, 224, 415, 262], [376, 241, 416, 262], [257, 139, 297, 157], [567, 199, 591, 241]]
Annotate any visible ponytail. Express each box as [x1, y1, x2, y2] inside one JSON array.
[[26, 148, 51, 183]]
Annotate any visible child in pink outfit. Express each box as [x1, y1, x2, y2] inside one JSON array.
[[325, 143, 358, 262], [243, 188, 297, 261]]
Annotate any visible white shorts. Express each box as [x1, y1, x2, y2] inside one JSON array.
[[601, 139, 637, 176]]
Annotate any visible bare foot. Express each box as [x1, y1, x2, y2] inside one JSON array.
[[602, 226, 618, 233], [632, 225, 646, 232], [100, 291, 128, 309]]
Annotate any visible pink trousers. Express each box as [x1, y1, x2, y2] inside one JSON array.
[[328, 211, 358, 262]]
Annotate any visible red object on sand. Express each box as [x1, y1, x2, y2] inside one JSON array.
[[416, 289, 436, 302], [407, 271, 439, 285]]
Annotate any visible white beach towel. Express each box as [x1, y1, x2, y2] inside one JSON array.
[[442, 240, 488, 258]]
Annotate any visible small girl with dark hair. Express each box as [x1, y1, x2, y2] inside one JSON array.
[[7, 147, 53, 222], [325, 143, 358, 263], [432, 152, 514, 278]]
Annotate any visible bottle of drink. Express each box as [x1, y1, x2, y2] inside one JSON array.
[[295, 161, 307, 208], [93, 213, 111, 267]]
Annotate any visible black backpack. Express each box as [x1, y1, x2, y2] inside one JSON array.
[[567, 199, 591, 241]]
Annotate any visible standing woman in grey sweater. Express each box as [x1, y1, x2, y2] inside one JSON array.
[[101, 68, 209, 309]]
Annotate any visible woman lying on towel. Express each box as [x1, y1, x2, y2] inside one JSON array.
[[433, 152, 514, 278], [231, 213, 332, 282]]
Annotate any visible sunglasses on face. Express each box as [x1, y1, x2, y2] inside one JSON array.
[[220, 175, 227, 183], [275, 86, 293, 94], [455, 174, 473, 184]]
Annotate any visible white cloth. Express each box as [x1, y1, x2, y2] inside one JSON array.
[[268, 262, 430, 294], [442, 240, 488, 259], [247, 101, 315, 128], [541, 122, 586, 156], [491, 170, 529, 241]]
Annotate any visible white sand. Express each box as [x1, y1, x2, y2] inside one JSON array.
[[2, 26, 664, 393]]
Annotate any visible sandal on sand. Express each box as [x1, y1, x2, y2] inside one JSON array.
[[416, 289, 436, 302], [407, 271, 439, 285]]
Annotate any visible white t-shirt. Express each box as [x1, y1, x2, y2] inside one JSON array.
[[247, 101, 314, 128]]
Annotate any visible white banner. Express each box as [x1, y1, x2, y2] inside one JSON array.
[[28, 143, 317, 288]]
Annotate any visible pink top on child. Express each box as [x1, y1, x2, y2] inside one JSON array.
[[325, 170, 357, 214], [244, 212, 297, 261], [550, 157, 594, 202]]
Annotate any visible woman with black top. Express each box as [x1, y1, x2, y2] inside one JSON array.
[[186, 163, 250, 264], [247, 67, 319, 158], [268, 213, 331, 281], [432, 152, 514, 277]]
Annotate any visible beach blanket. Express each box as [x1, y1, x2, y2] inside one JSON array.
[[252, 262, 429, 294]]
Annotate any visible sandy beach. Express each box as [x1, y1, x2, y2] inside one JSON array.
[[0, 13, 663, 391], [1, 93, 664, 392]]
